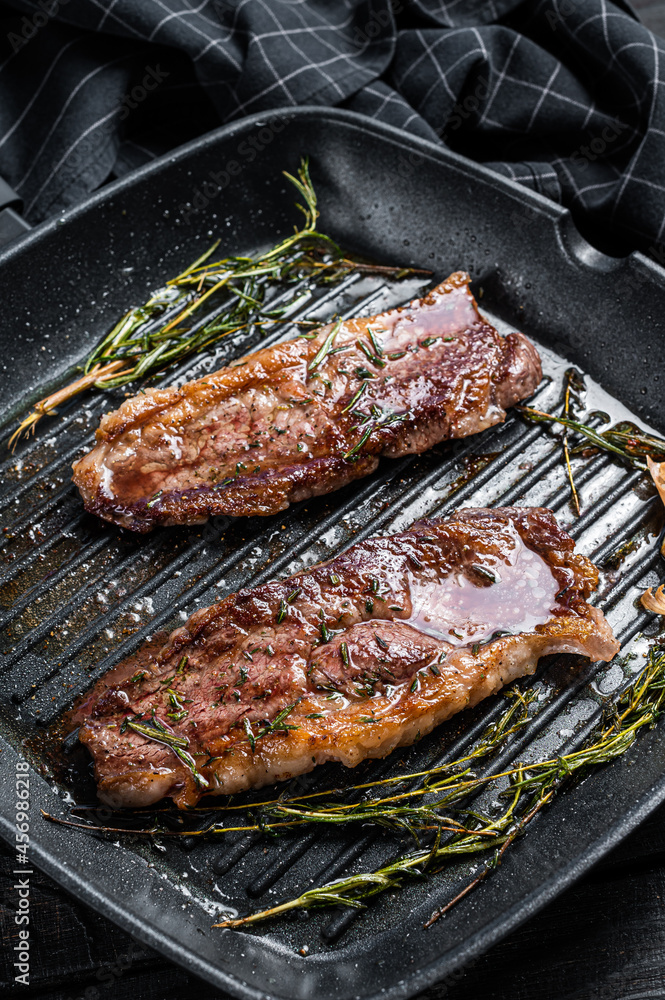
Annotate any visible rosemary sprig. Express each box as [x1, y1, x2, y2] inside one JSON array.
[[605, 425, 665, 461], [241, 704, 300, 752], [10, 159, 429, 448], [308, 318, 343, 373], [344, 405, 408, 459], [127, 713, 209, 790], [518, 406, 665, 471], [214, 645, 665, 929], [214, 783, 527, 928]]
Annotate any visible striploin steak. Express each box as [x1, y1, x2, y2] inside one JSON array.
[[72, 507, 619, 808], [73, 273, 542, 532]]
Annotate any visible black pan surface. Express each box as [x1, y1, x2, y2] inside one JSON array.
[[1, 108, 665, 1000]]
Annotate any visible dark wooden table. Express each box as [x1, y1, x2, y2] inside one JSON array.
[[3, 2, 665, 996], [3, 801, 665, 1000]]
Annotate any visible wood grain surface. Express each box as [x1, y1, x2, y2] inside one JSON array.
[[3, 801, 665, 1000]]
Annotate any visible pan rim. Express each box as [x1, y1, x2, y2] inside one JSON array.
[[2, 104, 665, 1000]]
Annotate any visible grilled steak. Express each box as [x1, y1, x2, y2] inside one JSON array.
[[72, 507, 619, 809], [72, 273, 542, 532]]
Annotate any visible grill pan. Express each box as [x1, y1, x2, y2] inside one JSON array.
[[2, 108, 665, 1000]]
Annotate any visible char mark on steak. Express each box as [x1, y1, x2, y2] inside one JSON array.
[[72, 507, 618, 809], [72, 272, 542, 532]]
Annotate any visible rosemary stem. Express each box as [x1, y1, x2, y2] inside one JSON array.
[[166, 240, 221, 284], [9, 360, 132, 450], [160, 276, 228, 335], [518, 406, 648, 469], [423, 791, 552, 928], [10, 157, 429, 447], [213, 897, 308, 929], [210, 645, 665, 930]]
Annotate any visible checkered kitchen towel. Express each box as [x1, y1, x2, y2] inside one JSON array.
[[0, 0, 663, 259]]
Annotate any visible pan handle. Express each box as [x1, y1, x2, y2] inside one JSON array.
[[0, 176, 31, 248]]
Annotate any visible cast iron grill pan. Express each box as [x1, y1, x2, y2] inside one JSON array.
[[1, 109, 665, 1000]]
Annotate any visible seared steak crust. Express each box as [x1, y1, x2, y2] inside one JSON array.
[[72, 273, 542, 532], [73, 507, 619, 808]]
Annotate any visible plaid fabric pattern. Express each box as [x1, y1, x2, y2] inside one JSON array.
[[0, 0, 662, 257]]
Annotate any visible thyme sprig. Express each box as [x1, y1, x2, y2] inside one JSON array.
[[518, 406, 665, 471], [43, 649, 665, 930], [213, 645, 665, 929], [10, 159, 428, 447], [42, 687, 536, 842]]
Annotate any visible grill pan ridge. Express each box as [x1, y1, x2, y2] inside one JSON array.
[[2, 109, 665, 1000]]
